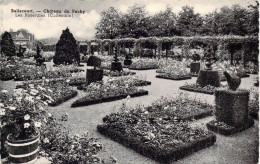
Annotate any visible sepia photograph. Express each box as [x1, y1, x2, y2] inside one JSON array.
[[0, 0, 259, 163]]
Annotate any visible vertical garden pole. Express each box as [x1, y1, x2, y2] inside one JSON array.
[[87, 41, 91, 55]]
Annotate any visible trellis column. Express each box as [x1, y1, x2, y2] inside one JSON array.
[[87, 42, 91, 55]]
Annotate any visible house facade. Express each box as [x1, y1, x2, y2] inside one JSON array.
[[9, 29, 35, 48]]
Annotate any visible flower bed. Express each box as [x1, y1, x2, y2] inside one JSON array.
[[77, 76, 151, 91], [156, 74, 191, 80], [71, 82, 148, 107], [0, 66, 15, 81], [129, 58, 159, 70], [107, 76, 151, 87], [103, 69, 136, 77], [48, 89, 78, 107], [156, 61, 191, 80], [17, 81, 78, 107], [67, 77, 86, 86], [40, 115, 103, 163], [179, 83, 217, 95], [212, 62, 250, 80], [71, 89, 148, 107], [97, 95, 216, 163]]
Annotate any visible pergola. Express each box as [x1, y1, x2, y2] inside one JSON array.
[[81, 35, 258, 64]]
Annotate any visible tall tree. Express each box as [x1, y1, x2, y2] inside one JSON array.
[[1, 31, 16, 57], [95, 7, 121, 39], [176, 6, 203, 36], [53, 28, 80, 65], [246, 1, 259, 35], [149, 7, 179, 37], [119, 5, 149, 38]]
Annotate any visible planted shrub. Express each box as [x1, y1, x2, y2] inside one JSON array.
[[1, 31, 16, 57], [87, 55, 101, 70], [87, 55, 103, 85], [53, 28, 80, 65]]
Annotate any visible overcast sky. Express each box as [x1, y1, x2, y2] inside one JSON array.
[[0, 0, 257, 40]]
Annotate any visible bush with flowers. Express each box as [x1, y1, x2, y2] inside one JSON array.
[[0, 89, 50, 140], [39, 114, 103, 164], [0, 87, 52, 158], [71, 82, 148, 107], [0, 88, 104, 163], [97, 94, 216, 163]]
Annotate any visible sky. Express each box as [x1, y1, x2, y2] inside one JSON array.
[[0, 0, 257, 40]]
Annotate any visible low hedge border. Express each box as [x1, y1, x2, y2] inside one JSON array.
[[103, 71, 136, 77], [179, 109, 214, 121], [0, 76, 14, 81], [133, 81, 151, 87], [190, 73, 198, 77], [71, 90, 148, 107], [156, 75, 192, 81], [246, 71, 258, 75], [68, 78, 86, 86], [206, 119, 254, 136], [129, 67, 158, 70], [97, 124, 216, 163], [241, 74, 250, 78], [179, 86, 214, 95], [49, 90, 78, 107]]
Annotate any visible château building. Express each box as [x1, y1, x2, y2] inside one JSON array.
[[9, 29, 35, 48]]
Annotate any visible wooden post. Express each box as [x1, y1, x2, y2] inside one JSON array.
[[87, 42, 91, 55], [230, 48, 234, 65], [108, 42, 111, 56]]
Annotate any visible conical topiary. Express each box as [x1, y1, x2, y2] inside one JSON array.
[[54, 28, 80, 65], [1, 31, 16, 57]]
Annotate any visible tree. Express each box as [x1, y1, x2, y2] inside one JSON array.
[[1, 31, 16, 57], [119, 5, 149, 38], [149, 7, 179, 37], [53, 28, 80, 65], [95, 7, 121, 39], [176, 6, 203, 36], [246, 1, 259, 35]]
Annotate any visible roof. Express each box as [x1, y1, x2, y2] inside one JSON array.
[[9, 30, 32, 39]]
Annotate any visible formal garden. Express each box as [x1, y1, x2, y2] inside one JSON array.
[[0, 2, 259, 164]]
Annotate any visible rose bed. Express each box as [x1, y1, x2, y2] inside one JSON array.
[[97, 98, 216, 163], [103, 70, 136, 77], [49, 90, 78, 107], [71, 90, 148, 107], [179, 84, 217, 95]]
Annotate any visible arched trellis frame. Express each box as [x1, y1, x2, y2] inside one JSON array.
[[85, 36, 258, 64]]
